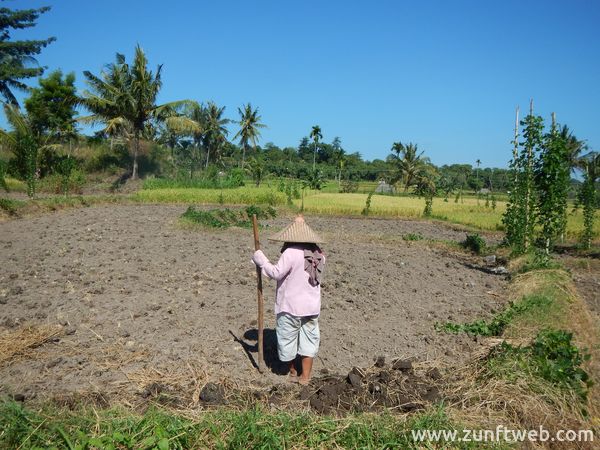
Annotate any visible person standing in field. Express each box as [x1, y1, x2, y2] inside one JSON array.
[[252, 215, 325, 385]]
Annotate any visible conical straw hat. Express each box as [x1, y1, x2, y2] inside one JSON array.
[[269, 215, 325, 244]]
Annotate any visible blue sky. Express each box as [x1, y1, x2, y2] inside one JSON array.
[[7, 0, 600, 167]]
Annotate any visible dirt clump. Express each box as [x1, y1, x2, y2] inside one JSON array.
[[285, 358, 442, 415]]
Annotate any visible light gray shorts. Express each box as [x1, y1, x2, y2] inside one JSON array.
[[276, 313, 320, 361]]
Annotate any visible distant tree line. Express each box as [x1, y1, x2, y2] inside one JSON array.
[[0, 3, 597, 246]]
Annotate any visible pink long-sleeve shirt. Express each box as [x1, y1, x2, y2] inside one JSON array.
[[253, 245, 323, 317]]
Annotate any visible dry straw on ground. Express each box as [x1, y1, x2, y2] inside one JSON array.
[[0, 324, 63, 366]]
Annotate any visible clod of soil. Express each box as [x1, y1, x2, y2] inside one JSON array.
[[296, 361, 441, 415], [200, 382, 225, 404]]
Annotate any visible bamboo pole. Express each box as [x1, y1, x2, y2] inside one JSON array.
[[251, 214, 264, 373]]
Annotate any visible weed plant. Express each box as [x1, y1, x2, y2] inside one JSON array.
[[461, 234, 486, 254], [436, 294, 553, 336], [181, 205, 276, 229]]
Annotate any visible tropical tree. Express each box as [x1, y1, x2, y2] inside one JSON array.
[[233, 103, 265, 169], [559, 125, 586, 171], [0, 5, 55, 106], [158, 124, 183, 160], [80, 45, 195, 179], [330, 136, 346, 186], [247, 156, 266, 186], [577, 151, 599, 249], [413, 164, 438, 216], [0, 104, 48, 197], [24, 70, 78, 144], [503, 102, 544, 253], [203, 101, 229, 168], [159, 101, 205, 177], [310, 125, 322, 171], [388, 142, 425, 191], [0, 159, 8, 192], [535, 113, 571, 253]]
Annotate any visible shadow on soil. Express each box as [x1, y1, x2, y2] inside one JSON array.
[[229, 328, 289, 375]]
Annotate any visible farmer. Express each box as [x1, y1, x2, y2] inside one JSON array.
[[252, 215, 325, 385]]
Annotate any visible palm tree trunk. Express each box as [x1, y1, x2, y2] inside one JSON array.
[[241, 143, 247, 169], [131, 135, 140, 180]]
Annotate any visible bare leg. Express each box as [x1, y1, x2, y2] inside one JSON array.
[[288, 359, 298, 377], [299, 356, 313, 385]]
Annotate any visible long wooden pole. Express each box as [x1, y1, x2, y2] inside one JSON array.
[[251, 214, 264, 373]]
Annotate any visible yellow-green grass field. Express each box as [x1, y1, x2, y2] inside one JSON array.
[[2, 180, 597, 242], [297, 191, 598, 240], [133, 186, 287, 206]]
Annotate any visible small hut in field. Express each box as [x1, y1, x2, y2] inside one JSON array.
[[375, 180, 395, 194]]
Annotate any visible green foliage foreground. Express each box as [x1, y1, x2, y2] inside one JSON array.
[[487, 329, 592, 403], [0, 401, 499, 450]]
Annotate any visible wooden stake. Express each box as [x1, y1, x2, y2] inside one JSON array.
[[252, 214, 265, 373]]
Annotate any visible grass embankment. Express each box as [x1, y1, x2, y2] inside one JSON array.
[[442, 254, 599, 437], [0, 402, 506, 449]]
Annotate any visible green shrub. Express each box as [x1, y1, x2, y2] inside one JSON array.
[[340, 179, 358, 193], [0, 198, 23, 216], [461, 233, 486, 254], [228, 168, 246, 187], [517, 249, 561, 273], [82, 143, 129, 173], [38, 169, 86, 195], [488, 329, 592, 401], [181, 205, 276, 229]]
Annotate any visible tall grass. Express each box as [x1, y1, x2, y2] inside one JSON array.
[[3, 177, 26, 192], [133, 187, 286, 206]]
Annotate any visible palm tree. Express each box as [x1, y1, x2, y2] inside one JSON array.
[[233, 103, 266, 169], [389, 142, 425, 191], [559, 125, 586, 172], [185, 102, 206, 149], [163, 101, 204, 177], [80, 45, 195, 180], [475, 159, 481, 183], [310, 125, 322, 171], [203, 101, 229, 168], [577, 151, 599, 249]]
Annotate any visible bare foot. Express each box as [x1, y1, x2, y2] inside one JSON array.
[[298, 377, 310, 386]]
